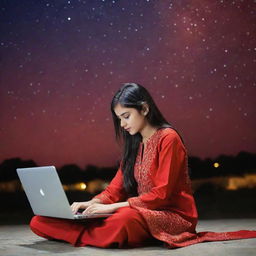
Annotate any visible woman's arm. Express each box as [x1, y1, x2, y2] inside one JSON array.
[[128, 133, 186, 210], [93, 167, 128, 204], [71, 165, 128, 214]]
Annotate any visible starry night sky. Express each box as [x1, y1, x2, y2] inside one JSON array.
[[0, 0, 256, 168]]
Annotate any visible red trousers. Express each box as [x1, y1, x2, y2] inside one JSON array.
[[30, 206, 157, 248]]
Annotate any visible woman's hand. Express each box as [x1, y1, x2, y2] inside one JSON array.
[[82, 203, 116, 215], [82, 201, 129, 216], [71, 198, 101, 214]]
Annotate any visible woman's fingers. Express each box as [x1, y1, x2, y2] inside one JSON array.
[[71, 202, 84, 214], [82, 205, 96, 215], [71, 201, 98, 214], [71, 203, 78, 213], [70, 202, 75, 212], [74, 205, 81, 213], [83, 205, 92, 214], [82, 204, 110, 215]]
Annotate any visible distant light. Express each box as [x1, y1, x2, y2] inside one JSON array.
[[67, 17, 71, 21], [80, 183, 86, 190], [214, 162, 220, 168]]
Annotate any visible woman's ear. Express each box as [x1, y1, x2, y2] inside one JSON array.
[[141, 103, 149, 116]]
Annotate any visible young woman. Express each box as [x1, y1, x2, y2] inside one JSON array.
[[30, 83, 256, 248]]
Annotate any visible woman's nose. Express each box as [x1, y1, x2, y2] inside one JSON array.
[[120, 119, 126, 128]]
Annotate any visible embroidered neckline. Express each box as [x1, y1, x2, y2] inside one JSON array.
[[141, 127, 168, 145], [135, 127, 167, 194]]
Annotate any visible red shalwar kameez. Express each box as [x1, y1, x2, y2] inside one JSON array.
[[30, 128, 256, 248]]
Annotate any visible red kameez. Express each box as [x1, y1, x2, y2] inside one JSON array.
[[30, 128, 256, 248]]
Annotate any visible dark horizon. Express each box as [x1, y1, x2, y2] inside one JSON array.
[[1, 150, 256, 185], [1, 148, 256, 171]]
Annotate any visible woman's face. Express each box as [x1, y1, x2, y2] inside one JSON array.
[[114, 103, 148, 135]]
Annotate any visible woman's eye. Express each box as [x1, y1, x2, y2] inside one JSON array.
[[124, 115, 130, 119]]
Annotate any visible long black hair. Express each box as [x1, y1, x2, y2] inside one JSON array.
[[111, 83, 181, 196]]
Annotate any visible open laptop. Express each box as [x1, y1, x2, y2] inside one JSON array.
[[16, 166, 112, 220]]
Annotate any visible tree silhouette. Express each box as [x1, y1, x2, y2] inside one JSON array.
[[0, 158, 37, 181], [58, 164, 83, 184], [235, 151, 256, 174], [0, 151, 255, 184], [188, 156, 203, 179], [83, 165, 117, 181]]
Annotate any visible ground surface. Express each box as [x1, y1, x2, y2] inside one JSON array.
[[0, 219, 256, 256]]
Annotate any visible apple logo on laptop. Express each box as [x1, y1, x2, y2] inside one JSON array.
[[40, 188, 45, 196]]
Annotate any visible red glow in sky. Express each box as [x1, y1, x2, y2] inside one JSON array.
[[1, 1, 255, 168]]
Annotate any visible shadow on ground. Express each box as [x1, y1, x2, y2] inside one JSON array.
[[20, 240, 80, 253]]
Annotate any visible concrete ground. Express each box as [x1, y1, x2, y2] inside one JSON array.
[[1, 219, 256, 256]]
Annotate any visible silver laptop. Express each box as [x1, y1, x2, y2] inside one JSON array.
[[16, 166, 112, 219]]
